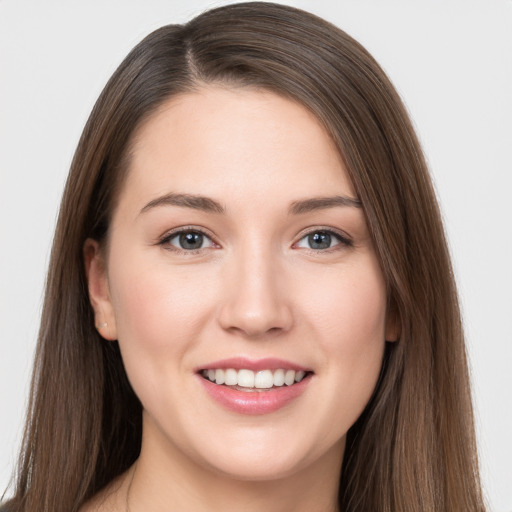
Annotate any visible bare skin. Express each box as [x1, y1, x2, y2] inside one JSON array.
[[82, 87, 397, 512], [81, 441, 342, 512]]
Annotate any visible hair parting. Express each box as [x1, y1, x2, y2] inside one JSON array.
[[4, 3, 485, 511]]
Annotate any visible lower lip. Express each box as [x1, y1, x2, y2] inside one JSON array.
[[198, 374, 311, 415]]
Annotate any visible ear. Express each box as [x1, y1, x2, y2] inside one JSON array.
[[385, 299, 401, 343], [83, 238, 117, 341]]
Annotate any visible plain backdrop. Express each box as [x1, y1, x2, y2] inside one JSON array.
[[1, 0, 511, 510]]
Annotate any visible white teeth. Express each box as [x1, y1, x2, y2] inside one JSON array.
[[273, 369, 285, 387], [215, 369, 225, 385], [284, 369, 296, 386], [255, 370, 274, 389], [202, 368, 309, 389], [237, 369, 255, 388], [295, 370, 306, 382], [224, 368, 238, 386]]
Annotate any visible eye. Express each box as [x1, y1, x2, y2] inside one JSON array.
[[162, 229, 216, 251], [295, 230, 350, 250]]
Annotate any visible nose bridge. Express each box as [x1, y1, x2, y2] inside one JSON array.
[[217, 236, 292, 337]]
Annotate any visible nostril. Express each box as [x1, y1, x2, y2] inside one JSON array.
[[216, 281, 293, 337]]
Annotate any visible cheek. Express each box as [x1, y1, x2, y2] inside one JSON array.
[[305, 257, 387, 347], [107, 248, 217, 377], [106, 250, 220, 421], [301, 255, 387, 408]]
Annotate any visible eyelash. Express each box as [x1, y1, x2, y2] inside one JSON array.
[[157, 226, 353, 255], [294, 228, 353, 253], [158, 226, 219, 255]]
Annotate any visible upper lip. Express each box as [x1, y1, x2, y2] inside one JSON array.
[[196, 357, 311, 373]]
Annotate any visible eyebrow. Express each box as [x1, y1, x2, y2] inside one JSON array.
[[140, 193, 225, 215], [288, 195, 362, 214], [139, 192, 362, 216]]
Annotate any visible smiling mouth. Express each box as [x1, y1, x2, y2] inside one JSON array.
[[200, 368, 312, 391]]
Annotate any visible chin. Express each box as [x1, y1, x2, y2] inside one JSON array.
[[203, 450, 310, 482], [188, 428, 345, 483]]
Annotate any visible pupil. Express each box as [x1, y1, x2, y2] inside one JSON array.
[[179, 232, 203, 249], [309, 232, 331, 249]]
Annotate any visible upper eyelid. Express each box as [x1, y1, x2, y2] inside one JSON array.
[[294, 226, 352, 243], [157, 225, 352, 247], [292, 231, 353, 256], [158, 228, 218, 255], [159, 226, 218, 243]]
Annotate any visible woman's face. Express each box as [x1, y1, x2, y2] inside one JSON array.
[[87, 87, 394, 481]]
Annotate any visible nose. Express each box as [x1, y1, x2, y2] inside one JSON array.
[[217, 245, 293, 339]]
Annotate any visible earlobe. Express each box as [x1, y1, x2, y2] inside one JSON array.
[[83, 238, 117, 341]]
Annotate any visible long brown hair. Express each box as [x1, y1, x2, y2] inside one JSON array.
[[5, 3, 485, 511]]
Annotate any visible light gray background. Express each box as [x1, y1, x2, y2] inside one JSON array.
[[1, 1, 511, 510]]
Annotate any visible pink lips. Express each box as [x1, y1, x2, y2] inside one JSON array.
[[198, 357, 309, 372], [196, 357, 312, 415]]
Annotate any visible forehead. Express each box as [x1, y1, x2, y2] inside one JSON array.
[[120, 86, 355, 212]]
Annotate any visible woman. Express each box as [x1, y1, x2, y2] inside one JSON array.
[[3, 2, 486, 511]]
